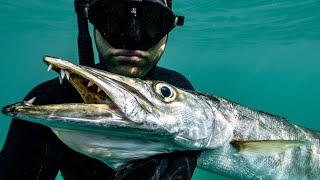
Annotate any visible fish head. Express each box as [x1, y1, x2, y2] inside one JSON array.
[[2, 56, 233, 169], [43, 56, 232, 149]]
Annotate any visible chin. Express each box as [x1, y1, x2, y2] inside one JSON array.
[[113, 66, 146, 78]]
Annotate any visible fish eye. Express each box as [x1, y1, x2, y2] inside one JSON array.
[[160, 86, 171, 98], [154, 82, 176, 102]]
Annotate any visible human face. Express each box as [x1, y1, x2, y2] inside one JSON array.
[[95, 29, 167, 78]]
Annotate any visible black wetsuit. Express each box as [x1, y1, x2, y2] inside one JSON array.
[[0, 64, 200, 180]]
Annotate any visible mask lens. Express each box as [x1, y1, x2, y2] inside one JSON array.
[[88, 0, 181, 50], [142, 2, 175, 39], [89, 0, 127, 38]]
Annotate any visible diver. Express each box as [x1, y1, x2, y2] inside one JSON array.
[[0, 0, 200, 179]]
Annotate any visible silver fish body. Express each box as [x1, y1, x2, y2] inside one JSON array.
[[2, 56, 320, 179], [197, 99, 320, 179]]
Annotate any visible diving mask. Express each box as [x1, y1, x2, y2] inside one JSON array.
[[85, 0, 184, 50]]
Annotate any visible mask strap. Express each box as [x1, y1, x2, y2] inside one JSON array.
[[175, 16, 184, 26], [74, 0, 95, 67]]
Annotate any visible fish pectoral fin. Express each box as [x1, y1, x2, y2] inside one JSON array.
[[230, 140, 307, 156]]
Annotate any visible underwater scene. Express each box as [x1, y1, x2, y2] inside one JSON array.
[[0, 0, 319, 179]]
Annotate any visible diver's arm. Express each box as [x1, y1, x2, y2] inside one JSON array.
[[113, 151, 198, 180], [0, 84, 61, 179], [0, 118, 61, 179]]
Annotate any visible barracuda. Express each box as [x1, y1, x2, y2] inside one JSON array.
[[2, 56, 320, 179]]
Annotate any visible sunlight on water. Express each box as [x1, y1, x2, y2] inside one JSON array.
[[1, 0, 319, 179]]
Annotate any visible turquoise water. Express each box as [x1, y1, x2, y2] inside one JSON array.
[[1, 0, 320, 179]]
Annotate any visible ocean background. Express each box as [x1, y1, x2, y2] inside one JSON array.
[[0, 0, 319, 179]]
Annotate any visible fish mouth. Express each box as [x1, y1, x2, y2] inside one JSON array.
[[42, 56, 162, 134], [2, 56, 166, 138], [44, 56, 127, 124], [44, 56, 114, 105]]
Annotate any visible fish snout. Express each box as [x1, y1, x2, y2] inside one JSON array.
[[1, 101, 34, 117], [1, 103, 18, 116]]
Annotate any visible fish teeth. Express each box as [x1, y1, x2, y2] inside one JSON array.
[[97, 87, 101, 93], [87, 81, 94, 87], [60, 69, 66, 80], [27, 97, 36, 104], [47, 64, 53, 72], [88, 81, 102, 93], [59, 75, 63, 84], [65, 71, 70, 80]]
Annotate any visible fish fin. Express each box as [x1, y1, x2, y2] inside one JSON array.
[[231, 140, 307, 156]]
